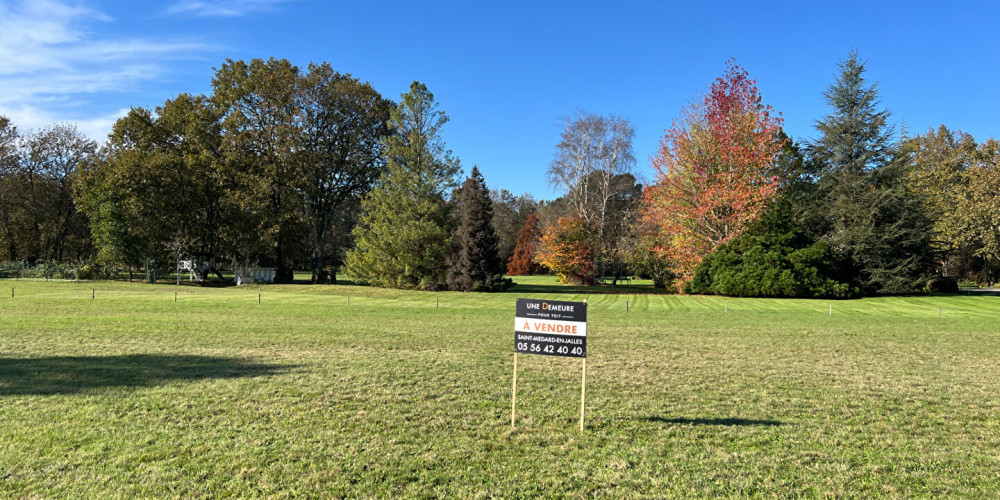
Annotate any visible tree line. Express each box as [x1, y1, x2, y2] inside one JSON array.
[[514, 52, 999, 296], [0, 52, 996, 295]]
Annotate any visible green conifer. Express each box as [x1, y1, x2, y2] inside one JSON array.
[[806, 51, 934, 294], [446, 167, 512, 291], [344, 82, 459, 290]]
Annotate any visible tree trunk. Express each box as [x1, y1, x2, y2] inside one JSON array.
[[275, 238, 294, 282], [6, 237, 15, 261], [310, 226, 328, 283], [311, 254, 329, 283]]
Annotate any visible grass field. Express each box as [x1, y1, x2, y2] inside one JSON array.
[[1, 276, 999, 498]]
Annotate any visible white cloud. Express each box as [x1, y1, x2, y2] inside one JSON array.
[[167, 0, 295, 17], [0, 103, 129, 142], [0, 0, 211, 142]]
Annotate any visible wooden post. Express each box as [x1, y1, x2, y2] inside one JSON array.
[[580, 357, 587, 432], [581, 298, 588, 432], [511, 352, 518, 429], [829, 304, 832, 317], [626, 301, 629, 312], [725, 301, 728, 313], [258, 293, 261, 304], [175, 291, 177, 303], [92, 289, 94, 300]]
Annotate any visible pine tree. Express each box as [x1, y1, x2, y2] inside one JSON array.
[[507, 213, 545, 275], [446, 166, 512, 291], [806, 51, 934, 295], [344, 82, 459, 290], [810, 52, 895, 180]]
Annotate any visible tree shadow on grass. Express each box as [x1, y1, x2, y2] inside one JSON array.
[[645, 416, 785, 427], [0, 354, 294, 396]]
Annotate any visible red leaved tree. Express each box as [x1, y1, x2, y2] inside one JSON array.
[[535, 217, 595, 285], [642, 60, 786, 287], [507, 213, 545, 275]]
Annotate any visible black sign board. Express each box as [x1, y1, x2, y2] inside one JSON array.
[[514, 298, 587, 358]]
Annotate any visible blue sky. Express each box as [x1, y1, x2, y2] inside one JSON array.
[[1, 0, 997, 199]]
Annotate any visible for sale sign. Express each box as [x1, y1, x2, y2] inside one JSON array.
[[514, 298, 587, 358]]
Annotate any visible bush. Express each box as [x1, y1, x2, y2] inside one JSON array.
[[685, 200, 860, 298], [0, 261, 29, 279], [0, 260, 119, 281], [75, 259, 119, 281], [27, 261, 77, 280], [473, 275, 514, 292]]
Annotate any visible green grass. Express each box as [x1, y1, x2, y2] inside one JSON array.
[[1, 276, 999, 497]]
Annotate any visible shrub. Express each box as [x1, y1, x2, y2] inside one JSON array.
[[0, 260, 120, 280], [75, 260, 119, 281], [0, 261, 29, 279], [685, 200, 860, 298]]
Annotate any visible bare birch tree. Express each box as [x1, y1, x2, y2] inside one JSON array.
[[547, 111, 636, 279]]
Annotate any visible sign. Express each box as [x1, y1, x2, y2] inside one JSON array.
[[514, 298, 587, 358], [511, 297, 590, 431]]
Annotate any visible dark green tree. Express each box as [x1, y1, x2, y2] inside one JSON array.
[[344, 82, 460, 290], [805, 51, 934, 295], [446, 166, 512, 291], [685, 198, 858, 298], [75, 95, 228, 281]]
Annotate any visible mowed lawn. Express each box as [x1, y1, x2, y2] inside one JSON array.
[[1, 277, 999, 498]]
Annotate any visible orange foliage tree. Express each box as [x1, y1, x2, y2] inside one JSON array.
[[507, 213, 545, 275], [642, 60, 786, 286], [535, 217, 595, 285]]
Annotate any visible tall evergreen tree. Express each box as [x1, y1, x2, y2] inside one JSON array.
[[806, 51, 934, 295], [446, 166, 512, 291], [810, 52, 895, 180], [344, 82, 460, 290]]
